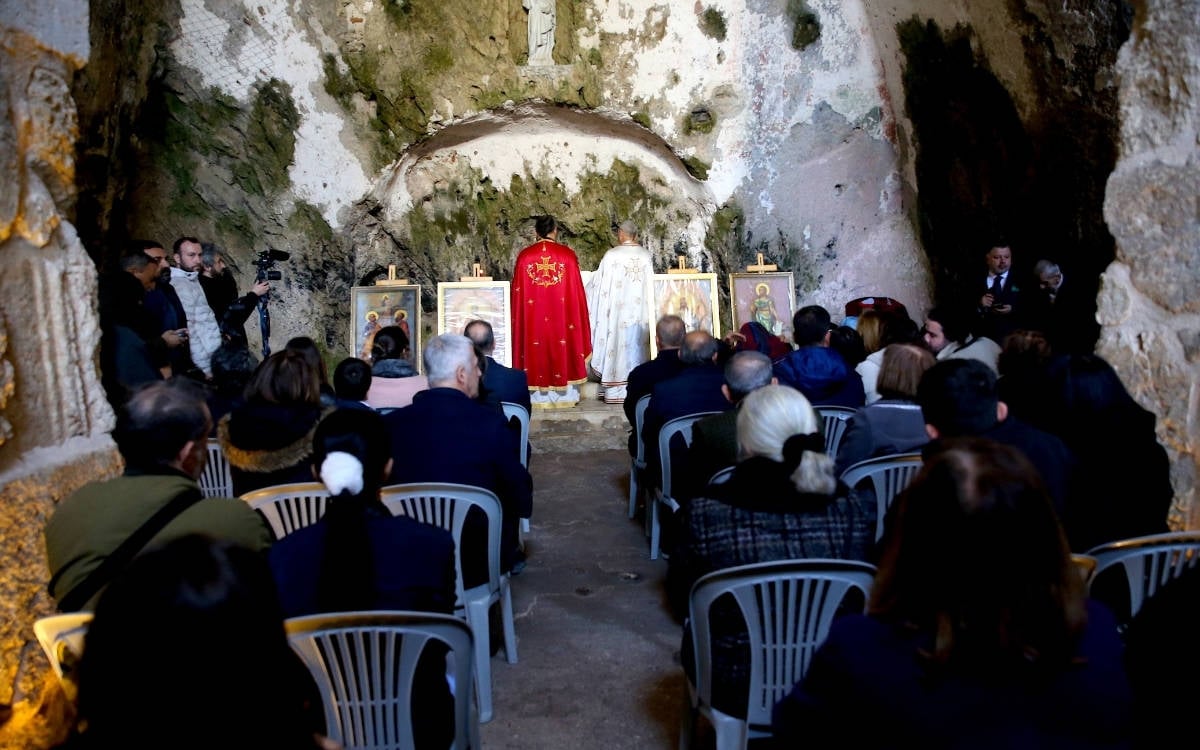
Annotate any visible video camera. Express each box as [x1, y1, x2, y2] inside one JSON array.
[[254, 248, 289, 282]]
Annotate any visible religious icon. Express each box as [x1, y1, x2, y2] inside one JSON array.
[[648, 273, 720, 357], [351, 284, 422, 370], [437, 280, 514, 367], [730, 272, 796, 343]]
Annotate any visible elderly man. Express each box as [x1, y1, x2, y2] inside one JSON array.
[[382, 334, 533, 578], [170, 236, 223, 376], [45, 380, 272, 611], [681, 350, 777, 500], [1028, 259, 1099, 353], [585, 220, 655, 405]]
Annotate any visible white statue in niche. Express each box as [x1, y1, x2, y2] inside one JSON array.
[[523, 0, 555, 65]]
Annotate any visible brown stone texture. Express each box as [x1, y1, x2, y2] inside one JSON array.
[[1100, 0, 1200, 530]]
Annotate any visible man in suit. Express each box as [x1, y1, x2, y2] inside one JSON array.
[[641, 330, 732, 489], [465, 319, 531, 413], [383, 334, 533, 579], [1027, 259, 1099, 353], [624, 314, 687, 455], [977, 244, 1021, 344], [681, 350, 776, 501]]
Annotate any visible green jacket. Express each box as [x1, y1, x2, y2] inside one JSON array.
[[45, 473, 273, 610]]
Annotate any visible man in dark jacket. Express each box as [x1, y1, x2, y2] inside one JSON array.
[[773, 305, 865, 408], [624, 314, 687, 455], [382, 334, 533, 580]]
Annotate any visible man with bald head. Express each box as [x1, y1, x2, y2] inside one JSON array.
[[641, 330, 733, 485]]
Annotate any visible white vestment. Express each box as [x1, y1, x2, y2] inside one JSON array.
[[584, 243, 654, 404]]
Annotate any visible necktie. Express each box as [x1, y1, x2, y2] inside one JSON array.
[[990, 274, 1003, 295]]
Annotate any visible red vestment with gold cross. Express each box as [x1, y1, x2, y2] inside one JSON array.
[[511, 239, 592, 389]]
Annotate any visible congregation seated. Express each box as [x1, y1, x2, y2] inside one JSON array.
[[681, 350, 776, 502], [916, 358, 1075, 519], [772, 438, 1132, 748], [205, 339, 258, 429], [55, 534, 330, 750], [641, 330, 732, 485], [1040, 353, 1172, 552], [45, 379, 271, 611], [857, 310, 922, 405], [331, 356, 374, 412], [365, 325, 428, 410], [465, 318, 531, 413], [834, 343, 935, 476], [285, 336, 337, 408], [217, 349, 333, 495], [922, 304, 1001, 373], [773, 305, 865, 408], [668, 385, 872, 715], [269, 408, 456, 747], [624, 314, 687, 456], [995, 328, 1055, 427], [382, 333, 532, 581]]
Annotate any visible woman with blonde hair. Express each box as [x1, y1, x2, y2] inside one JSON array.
[[668, 385, 872, 718]]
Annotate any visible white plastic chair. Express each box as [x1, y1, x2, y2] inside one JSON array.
[[707, 465, 736, 486], [285, 610, 479, 750], [240, 482, 332, 540], [651, 411, 721, 560], [629, 394, 651, 519], [838, 452, 924, 542], [1084, 531, 1200, 621], [500, 401, 532, 536], [381, 482, 515, 724], [681, 559, 876, 750], [814, 405, 856, 457], [199, 438, 234, 497], [33, 612, 93, 683]]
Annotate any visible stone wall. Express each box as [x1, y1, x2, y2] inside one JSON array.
[[0, 0, 121, 718], [1099, 0, 1200, 530]]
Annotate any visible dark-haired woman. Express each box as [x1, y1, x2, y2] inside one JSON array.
[[773, 438, 1132, 748], [365, 325, 428, 409], [269, 408, 457, 747]]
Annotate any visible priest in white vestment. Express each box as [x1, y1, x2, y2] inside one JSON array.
[[585, 220, 655, 404]]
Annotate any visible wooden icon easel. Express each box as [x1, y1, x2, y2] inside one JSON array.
[[745, 253, 777, 273], [666, 254, 698, 274], [376, 264, 410, 286], [460, 263, 493, 282]]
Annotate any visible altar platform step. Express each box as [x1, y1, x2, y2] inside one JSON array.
[[527, 382, 630, 455]]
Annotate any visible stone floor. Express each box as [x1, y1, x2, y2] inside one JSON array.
[[480, 401, 690, 748]]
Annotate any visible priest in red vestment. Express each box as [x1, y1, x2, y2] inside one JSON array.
[[511, 215, 592, 408]]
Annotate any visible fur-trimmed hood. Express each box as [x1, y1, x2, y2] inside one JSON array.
[[217, 402, 332, 473]]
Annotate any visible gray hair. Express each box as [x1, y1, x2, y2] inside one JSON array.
[[680, 330, 719, 365], [656, 315, 686, 348], [724, 351, 773, 402], [423, 333, 476, 386], [737, 385, 836, 495], [1034, 259, 1061, 277], [199, 242, 222, 270]]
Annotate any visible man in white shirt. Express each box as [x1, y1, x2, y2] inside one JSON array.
[[170, 237, 223, 377], [978, 244, 1020, 344]]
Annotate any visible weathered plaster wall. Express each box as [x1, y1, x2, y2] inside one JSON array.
[[69, 0, 931, 359], [1099, 0, 1200, 530], [0, 0, 121, 721]]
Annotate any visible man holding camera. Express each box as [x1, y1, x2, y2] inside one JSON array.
[[199, 242, 269, 344]]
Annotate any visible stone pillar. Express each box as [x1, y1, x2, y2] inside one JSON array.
[[0, 0, 121, 715], [1100, 0, 1200, 530]]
